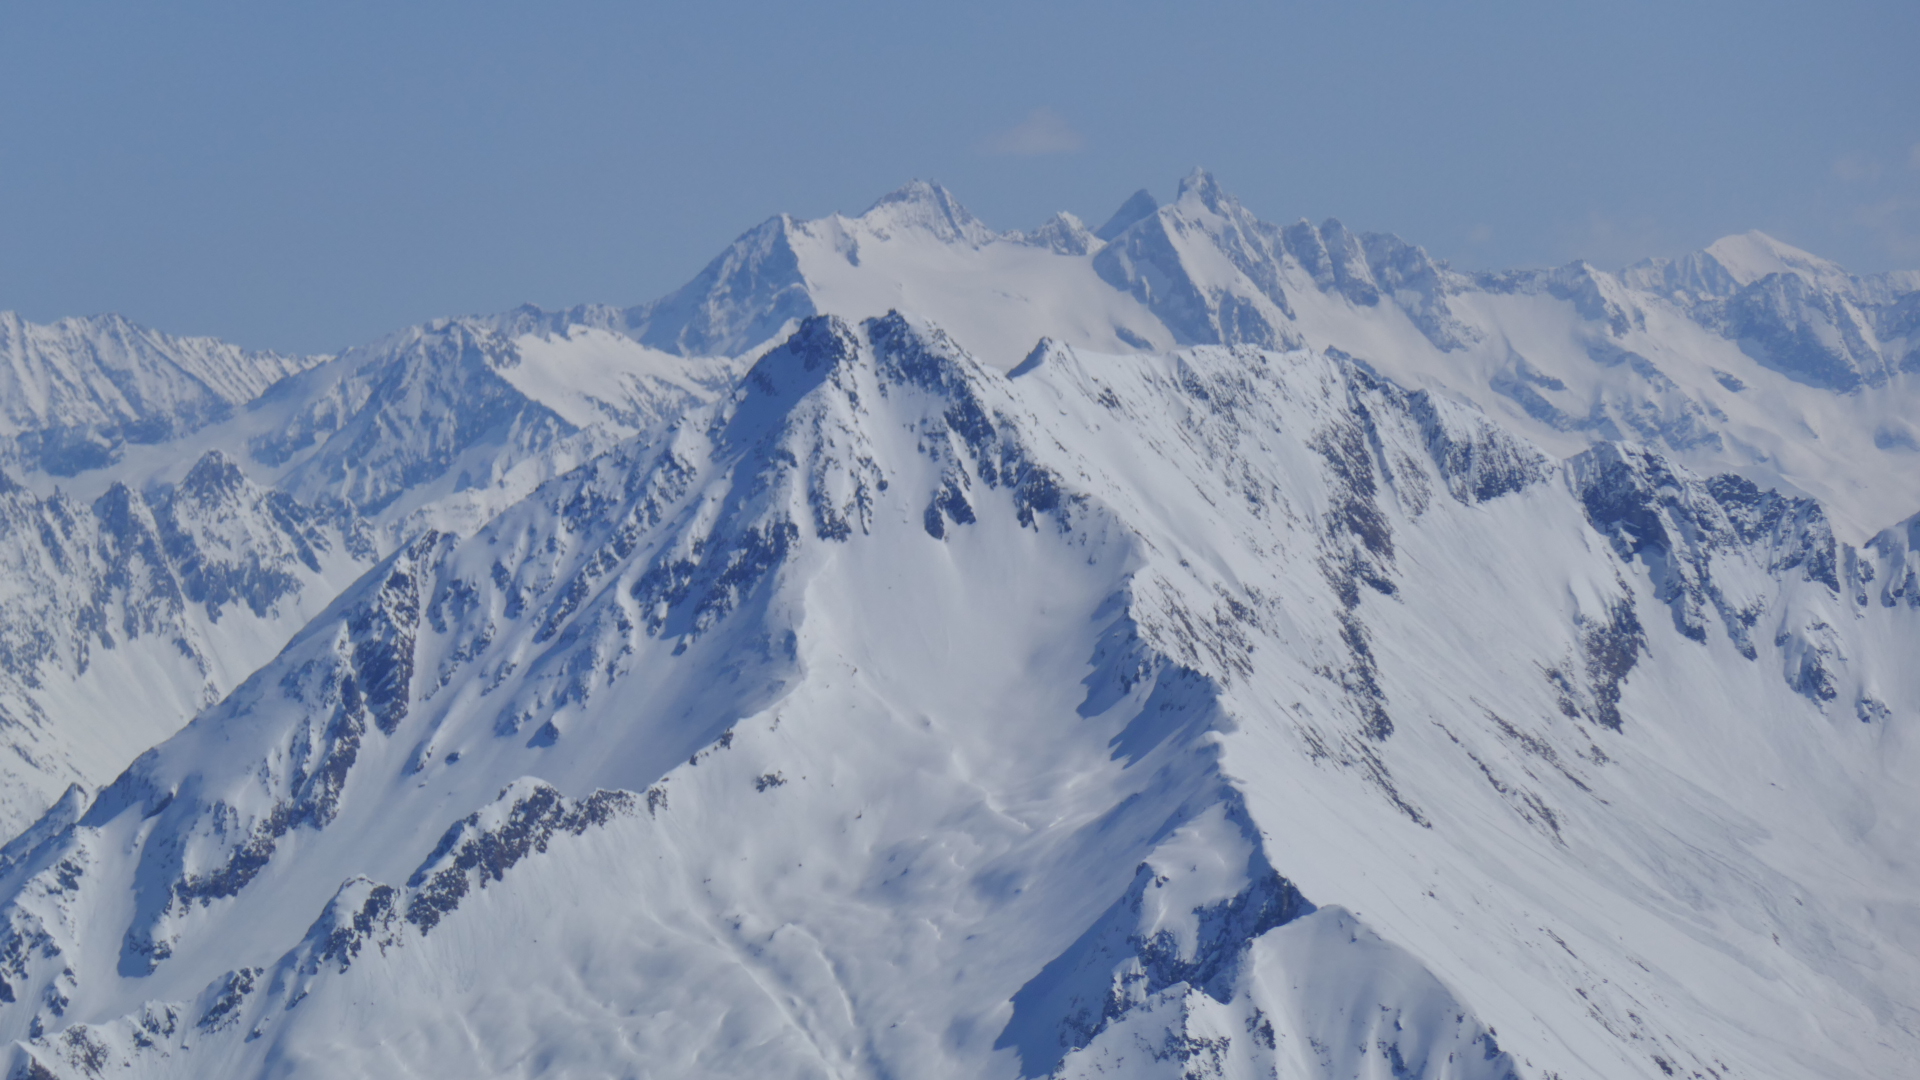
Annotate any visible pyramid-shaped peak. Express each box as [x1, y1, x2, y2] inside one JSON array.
[[179, 448, 251, 502], [859, 180, 995, 246], [864, 178, 951, 211], [1702, 230, 1849, 288], [1094, 188, 1160, 241], [1174, 167, 1238, 214]]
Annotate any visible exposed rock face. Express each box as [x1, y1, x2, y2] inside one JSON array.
[[1572, 441, 1837, 661], [0, 451, 376, 837]]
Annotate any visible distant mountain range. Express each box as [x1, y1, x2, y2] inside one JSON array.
[[0, 173, 1913, 1079]]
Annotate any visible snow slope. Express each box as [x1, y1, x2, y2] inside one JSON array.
[[0, 313, 320, 477], [12, 170, 1913, 846], [0, 452, 376, 840], [554, 170, 1920, 539], [0, 317, 734, 838], [0, 172, 1915, 1080], [0, 315, 1913, 1079]]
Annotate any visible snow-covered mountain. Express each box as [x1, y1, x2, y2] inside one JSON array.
[[0, 314, 732, 837], [0, 453, 375, 839], [531, 170, 1920, 538], [0, 174, 1916, 1079], [0, 313, 320, 478]]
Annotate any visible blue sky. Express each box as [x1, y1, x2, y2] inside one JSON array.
[[1, 0, 1915, 353]]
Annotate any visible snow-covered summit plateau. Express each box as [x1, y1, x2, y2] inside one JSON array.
[[0, 174, 1916, 1079]]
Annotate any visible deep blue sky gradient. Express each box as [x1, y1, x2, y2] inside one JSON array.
[[2, 1, 1915, 353]]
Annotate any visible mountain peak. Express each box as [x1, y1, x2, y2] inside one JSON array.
[[1174, 167, 1236, 215], [1703, 229, 1850, 288], [1014, 211, 1098, 256], [858, 179, 995, 246], [864, 177, 947, 208], [1094, 188, 1160, 241], [4, 168, 1920, 1080], [178, 447, 249, 502]]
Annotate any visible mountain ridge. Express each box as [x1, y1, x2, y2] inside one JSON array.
[[463, 170, 1920, 538], [0, 312, 1912, 1077], [0, 174, 1914, 1079]]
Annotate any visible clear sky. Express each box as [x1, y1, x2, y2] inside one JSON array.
[[2, 0, 1915, 354]]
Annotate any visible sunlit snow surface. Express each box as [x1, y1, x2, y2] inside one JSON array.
[[0, 319, 735, 838], [0, 175, 1916, 1079], [616, 171, 1920, 541], [0, 311, 1911, 1079]]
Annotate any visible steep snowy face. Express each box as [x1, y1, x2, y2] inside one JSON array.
[[11, 313, 734, 535], [0, 173, 1913, 1080], [0, 451, 376, 838], [616, 181, 1179, 365], [603, 171, 1474, 372], [1091, 168, 1305, 350], [1612, 230, 1915, 395], [0, 311, 731, 850], [0, 313, 321, 477], [0, 314, 1913, 1080], [567, 171, 1920, 538], [249, 320, 583, 532], [243, 317, 735, 536]]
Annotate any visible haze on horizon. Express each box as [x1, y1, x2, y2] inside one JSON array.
[[0, 0, 1914, 354]]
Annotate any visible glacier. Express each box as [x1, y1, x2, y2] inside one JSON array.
[[0, 174, 1913, 1079]]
